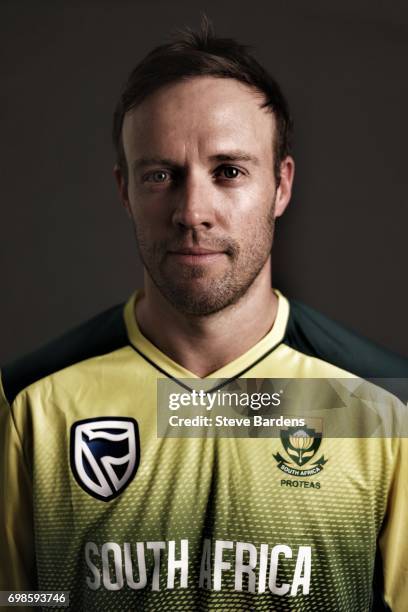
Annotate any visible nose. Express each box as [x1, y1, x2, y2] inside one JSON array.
[[171, 171, 215, 231]]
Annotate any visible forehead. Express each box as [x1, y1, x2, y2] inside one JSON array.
[[122, 76, 275, 163]]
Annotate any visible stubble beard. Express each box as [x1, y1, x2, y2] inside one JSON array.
[[133, 201, 276, 317]]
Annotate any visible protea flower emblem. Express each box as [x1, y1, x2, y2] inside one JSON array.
[[281, 426, 322, 467], [289, 430, 314, 464]]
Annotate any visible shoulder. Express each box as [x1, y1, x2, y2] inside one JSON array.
[[1, 302, 128, 406], [284, 297, 407, 377], [282, 297, 408, 400]]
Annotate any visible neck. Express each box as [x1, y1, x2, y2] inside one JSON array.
[[135, 262, 278, 378]]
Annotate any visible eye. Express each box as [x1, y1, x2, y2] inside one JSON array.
[[145, 170, 172, 183], [215, 165, 244, 180]]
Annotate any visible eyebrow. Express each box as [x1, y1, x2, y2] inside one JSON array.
[[132, 157, 176, 171], [208, 151, 260, 165], [132, 150, 260, 171]]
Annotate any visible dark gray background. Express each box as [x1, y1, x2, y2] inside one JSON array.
[[1, 0, 407, 363]]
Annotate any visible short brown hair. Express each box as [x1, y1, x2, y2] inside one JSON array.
[[113, 16, 293, 184]]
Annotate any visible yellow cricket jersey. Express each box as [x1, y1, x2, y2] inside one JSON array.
[[0, 289, 407, 611]]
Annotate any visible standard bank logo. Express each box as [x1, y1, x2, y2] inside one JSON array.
[[70, 417, 140, 501]]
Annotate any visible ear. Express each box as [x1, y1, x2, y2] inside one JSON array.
[[113, 164, 132, 218], [274, 156, 295, 218]]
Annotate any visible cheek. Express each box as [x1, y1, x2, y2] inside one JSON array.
[[229, 188, 274, 228], [129, 196, 169, 240], [237, 198, 275, 243]]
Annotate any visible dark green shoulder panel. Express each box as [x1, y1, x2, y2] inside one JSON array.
[[1, 303, 128, 405], [284, 299, 408, 400]]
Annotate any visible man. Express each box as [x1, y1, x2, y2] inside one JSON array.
[[1, 18, 407, 611]]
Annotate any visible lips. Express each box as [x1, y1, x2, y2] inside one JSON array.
[[167, 247, 226, 265], [169, 247, 224, 255]]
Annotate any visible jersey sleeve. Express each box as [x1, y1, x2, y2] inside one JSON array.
[[0, 372, 36, 591], [379, 435, 408, 611]]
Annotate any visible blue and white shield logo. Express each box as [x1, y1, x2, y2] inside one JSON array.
[[70, 417, 140, 501]]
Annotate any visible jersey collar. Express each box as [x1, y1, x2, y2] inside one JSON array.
[[123, 288, 289, 380]]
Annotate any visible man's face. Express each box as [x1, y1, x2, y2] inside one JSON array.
[[117, 76, 293, 315]]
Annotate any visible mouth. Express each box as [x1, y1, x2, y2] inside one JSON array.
[[167, 247, 226, 265]]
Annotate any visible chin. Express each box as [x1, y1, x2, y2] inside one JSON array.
[[161, 282, 245, 317]]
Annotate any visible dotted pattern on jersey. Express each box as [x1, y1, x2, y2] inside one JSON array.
[[33, 432, 390, 610], [24, 349, 394, 611]]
